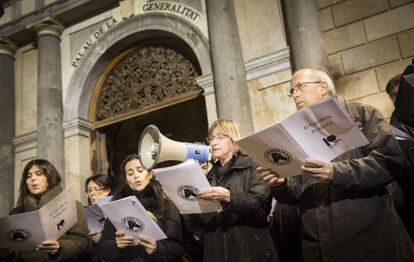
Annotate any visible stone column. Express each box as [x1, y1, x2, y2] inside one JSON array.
[[0, 38, 17, 216], [206, 0, 254, 134], [33, 19, 65, 180], [282, 0, 330, 73]]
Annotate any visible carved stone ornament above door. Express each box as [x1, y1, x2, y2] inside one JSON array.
[[96, 46, 201, 121]]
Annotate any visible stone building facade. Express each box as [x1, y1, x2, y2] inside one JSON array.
[[0, 0, 413, 215]]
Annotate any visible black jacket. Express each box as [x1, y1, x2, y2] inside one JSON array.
[[200, 153, 278, 262], [7, 186, 89, 262], [273, 102, 414, 262], [97, 186, 184, 262]]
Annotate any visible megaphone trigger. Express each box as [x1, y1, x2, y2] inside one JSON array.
[[149, 143, 159, 160]]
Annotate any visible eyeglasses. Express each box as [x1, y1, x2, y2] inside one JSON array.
[[206, 133, 229, 143], [86, 187, 106, 194], [288, 81, 321, 97]]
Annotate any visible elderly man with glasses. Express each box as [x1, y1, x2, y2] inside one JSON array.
[[257, 68, 414, 262]]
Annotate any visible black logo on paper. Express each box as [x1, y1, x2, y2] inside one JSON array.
[[121, 217, 145, 233], [264, 149, 292, 165], [57, 219, 66, 230], [177, 185, 199, 201], [6, 229, 31, 242], [322, 135, 341, 148]]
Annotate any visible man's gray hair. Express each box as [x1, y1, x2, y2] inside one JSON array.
[[294, 68, 336, 95]]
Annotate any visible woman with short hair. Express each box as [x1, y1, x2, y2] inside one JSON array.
[[195, 118, 279, 262]]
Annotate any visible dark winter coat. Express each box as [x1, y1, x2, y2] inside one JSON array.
[[8, 186, 90, 262], [273, 101, 414, 262], [390, 59, 414, 240], [97, 186, 184, 262], [201, 153, 278, 262]]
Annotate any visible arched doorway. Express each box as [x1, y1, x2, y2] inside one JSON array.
[[89, 40, 208, 179]]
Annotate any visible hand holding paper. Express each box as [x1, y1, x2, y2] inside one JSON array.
[[301, 159, 333, 183], [198, 187, 230, 203], [0, 188, 77, 251], [138, 235, 158, 255], [115, 230, 135, 249], [37, 240, 60, 255], [89, 232, 102, 243], [237, 97, 369, 178], [98, 196, 167, 244], [153, 160, 221, 214], [256, 167, 287, 187]]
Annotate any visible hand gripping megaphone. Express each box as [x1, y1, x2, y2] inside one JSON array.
[[138, 125, 211, 170]]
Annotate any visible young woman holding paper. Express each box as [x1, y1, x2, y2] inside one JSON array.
[[97, 154, 184, 262], [195, 119, 279, 262], [0, 159, 89, 261]]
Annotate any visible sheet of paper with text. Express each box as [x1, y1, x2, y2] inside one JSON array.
[[236, 97, 369, 177], [154, 160, 221, 214], [98, 196, 167, 244]]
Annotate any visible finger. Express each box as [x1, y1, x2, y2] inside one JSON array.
[[268, 176, 281, 184], [145, 247, 155, 255], [262, 173, 276, 182], [198, 194, 215, 201], [197, 189, 213, 195], [89, 232, 99, 237], [138, 235, 152, 243], [258, 170, 272, 178], [256, 166, 272, 172], [301, 166, 323, 174], [115, 231, 125, 237], [138, 241, 152, 249], [304, 159, 326, 167]]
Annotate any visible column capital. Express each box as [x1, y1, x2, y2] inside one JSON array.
[[0, 37, 18, 57], [63, 117, 93, 138], [28, 17, 64, 38]]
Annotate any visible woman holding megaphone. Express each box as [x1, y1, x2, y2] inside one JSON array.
[[194, 119, 279, 262]]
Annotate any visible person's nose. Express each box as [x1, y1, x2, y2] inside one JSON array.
[[210, 138, 219, 146], [292, 89, 301, 98], [133, 170, 140, 179]]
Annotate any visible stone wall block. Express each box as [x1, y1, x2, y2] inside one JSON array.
[[335, 69, 378, 100], [328, 53, 344, 78], [354, 93, 395, 118], [317, 0, 346, 9], [332, 0, 388, 27], [319, 7, 334, 32], [0, 6, 12, 26], [341, 36, 400, 74], [398, 29, 414, 58], [364, 2, 414, 41], [323, 21, 365, 54], [21, 0, 36, 16], [390, 0, 414, 8]]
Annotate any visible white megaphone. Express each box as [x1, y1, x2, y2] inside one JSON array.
[[138, 124, 211, 170]]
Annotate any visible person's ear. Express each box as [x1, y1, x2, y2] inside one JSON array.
[[320, 81, 329, 96], [148, 170, 154, 179]]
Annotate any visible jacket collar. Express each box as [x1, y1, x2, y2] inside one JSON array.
[[23, 185, 63, 211]]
